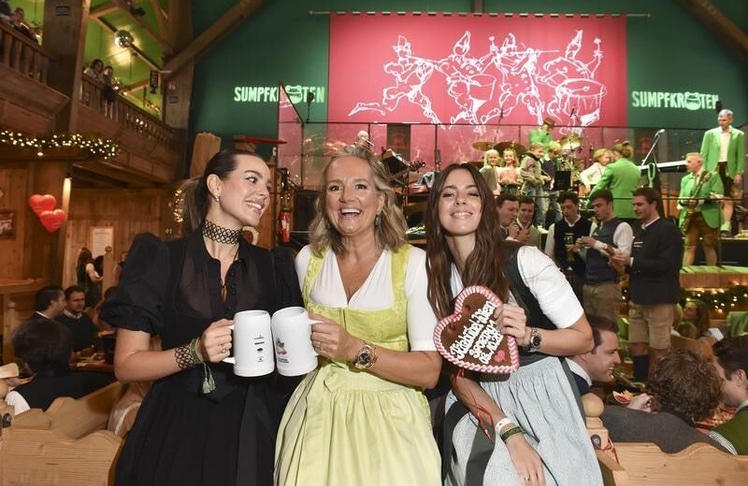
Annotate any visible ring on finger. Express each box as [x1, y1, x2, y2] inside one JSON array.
[[220, 343, 227, 353]]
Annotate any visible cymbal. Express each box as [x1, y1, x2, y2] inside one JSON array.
[[233, 136, 287, 145], [472, 141, 496, 151], [495, 141, 527, 155], [559, 134, 584, 151]]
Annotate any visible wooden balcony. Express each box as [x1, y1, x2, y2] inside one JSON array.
[[0, 22, 184, 189], [76, 76, 183, 188]]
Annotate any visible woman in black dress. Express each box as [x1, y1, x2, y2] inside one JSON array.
[[100, 149, 302, 485]]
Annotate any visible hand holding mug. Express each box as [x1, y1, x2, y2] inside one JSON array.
[[310, 313, 357, 362], [199, 318, 233, 363]]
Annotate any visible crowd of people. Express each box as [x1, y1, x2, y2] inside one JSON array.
[[4, 108, 746, 485], [0, 1, 39, 43]]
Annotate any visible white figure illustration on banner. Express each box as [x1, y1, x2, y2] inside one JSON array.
[[540, 31, 606, 129], [348, 29, 608, 130], [435, 31, 496, 125], [349, 35, 441, 124]]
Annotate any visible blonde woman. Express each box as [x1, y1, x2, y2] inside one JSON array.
[[480, 148, 502, 195], [580, 148, 612, 195]]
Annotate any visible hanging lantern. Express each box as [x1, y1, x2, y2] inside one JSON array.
[[114, 30, 133, 48]]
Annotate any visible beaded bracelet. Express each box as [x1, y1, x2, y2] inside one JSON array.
[[175, 337, 204, 370], [500, 425, 524, 443]]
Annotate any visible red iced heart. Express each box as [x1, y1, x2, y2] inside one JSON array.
[[434, 285, 520, 374], [39, 209, 67, 232], [29, 194, 57, 215]]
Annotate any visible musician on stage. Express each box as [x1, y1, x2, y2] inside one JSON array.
[[479, 148, 502, 195], [579, 148, 612, 195], [520, 143, 549, 227], [592, 141, 640, 224], [498, 146, 522, 195], [355, 130, 373, 151], [540, 141, 564, 227], [700, 109, 745, 237], [678, 152, 723, 266], [528, 117, 556, 152]]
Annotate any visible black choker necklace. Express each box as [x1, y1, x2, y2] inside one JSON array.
[[202, 220, 242, 245]]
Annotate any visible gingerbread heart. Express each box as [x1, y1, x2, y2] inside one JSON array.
[[434, 285, 520, 374]]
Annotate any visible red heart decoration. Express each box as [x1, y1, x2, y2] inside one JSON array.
[[434, 285, 520, 374], [39, 209, 67, 232], [29, 194, 57, 215]]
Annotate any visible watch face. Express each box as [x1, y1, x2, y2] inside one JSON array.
[[357, 350, 372, 365], [530, 330, 542, 348]]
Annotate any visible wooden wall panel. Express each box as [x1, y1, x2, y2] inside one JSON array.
[[0, 166, 29, 279], [0, 98, 56, 135], [62, 188, 170, 288]]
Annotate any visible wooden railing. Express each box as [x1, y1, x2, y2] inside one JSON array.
[[0, 21, 50, 83], [79, 76, 174, 148]]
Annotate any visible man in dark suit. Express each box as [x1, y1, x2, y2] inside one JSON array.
[[56, 285, 100, 352], [568, 315, 621, 396], [23, 285, 66, 325], [611, 188, 683, 382]]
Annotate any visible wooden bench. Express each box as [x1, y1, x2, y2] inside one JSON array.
[[0, 381, 124, 486], [583, 394, 748, 485]]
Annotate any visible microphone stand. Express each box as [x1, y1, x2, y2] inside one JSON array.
[[641, 130, 664, 190]]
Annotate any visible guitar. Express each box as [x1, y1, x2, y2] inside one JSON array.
[[388, 160, 426, 182], [679, 171, 712, 234]]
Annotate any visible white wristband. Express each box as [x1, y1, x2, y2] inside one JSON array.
[[494, 417, 515, 435]]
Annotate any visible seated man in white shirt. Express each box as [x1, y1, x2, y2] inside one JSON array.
[[568, 314, 621, 396]]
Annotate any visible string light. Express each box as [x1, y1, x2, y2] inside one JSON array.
[[0, 131, 119, 159], [622, 285, 748, 314]]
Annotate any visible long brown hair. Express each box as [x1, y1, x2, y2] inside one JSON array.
[[308, 145, 407, 256], [424, 163, 509, 318]]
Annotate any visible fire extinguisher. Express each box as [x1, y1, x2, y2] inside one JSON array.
[[279, 207, 291, 243]]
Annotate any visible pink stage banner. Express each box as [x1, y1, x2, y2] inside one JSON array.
[[329, 13, 628, 129]]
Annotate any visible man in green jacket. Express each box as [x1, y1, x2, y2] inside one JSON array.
[[592, 141, 641, 222], [700, 109, 745, 236], [528, 117, 556, 152], [678, 152, 724, 266]]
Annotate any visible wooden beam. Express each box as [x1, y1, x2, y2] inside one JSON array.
[[74, 161, 162, 188], [676, 0, 748, 61], [162, 0, 267, 78], [92, 16, 162, 71], [149, 0, 169, 39], [111, 0, 174, 54], [90, 2, 120, 18]]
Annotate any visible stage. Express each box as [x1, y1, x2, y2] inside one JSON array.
[[286, 232, 748, 289]]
